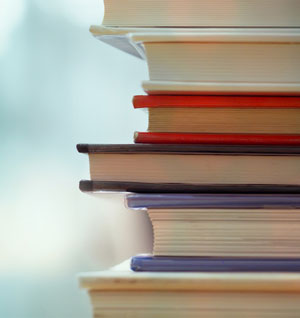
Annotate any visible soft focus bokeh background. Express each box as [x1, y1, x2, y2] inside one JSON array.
[[0, 0, 152, 316]]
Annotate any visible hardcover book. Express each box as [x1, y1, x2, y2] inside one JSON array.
[[79, 262, 300, 318], [77, 144, 300, 191], [128, 207, 300, 257], [102, 0, 300, 27], [90, 27, 300, 94], [130, 31, 300, 95], [133, 95, 300, 137]]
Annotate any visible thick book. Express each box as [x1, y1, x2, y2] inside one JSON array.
[[90, 26, 300, 96], [90, 27, 300, 95], [79, 263, 300, 318], [126, 193, 300, 209], [101, 0, 300, 27], [131, 255, 300, 272], [77, 144, 300, 190], [133, 95, 300, 136], [130, 31, 300, 95], [128, 207, 300, 258]]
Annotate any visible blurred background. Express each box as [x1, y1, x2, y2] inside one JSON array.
[[0, 0, 152, 316]]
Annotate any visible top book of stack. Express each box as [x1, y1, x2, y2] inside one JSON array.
[[102, 0, 300, 27]]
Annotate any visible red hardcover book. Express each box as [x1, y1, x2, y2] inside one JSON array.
[[134, 95, 300, 144], [134, 132, 300, 145], [133, 95, 300, 109]]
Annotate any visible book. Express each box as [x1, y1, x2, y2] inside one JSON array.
[[90, 27, 300, 95], [126, 193, 300, 209], [101, 0, 300, 27], [79, 263, 300, 317], [77, 144, 300, 189], [129, 208, 300, 257], [90, 27, 300, 94], [134, 95, 300, 134], [131, 255, 300, 272], [130, 30, 300, 95]]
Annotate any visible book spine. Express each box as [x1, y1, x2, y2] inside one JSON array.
[[134, 132, 300, 145]]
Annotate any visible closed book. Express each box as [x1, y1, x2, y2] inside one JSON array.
[[130, 30, 300, 95], [131, 255, 300, 272], [91, 26, 300, 96], [79, 263, 300, 318], [102, 0, 300, 27], [129, 208, 300, 258], [77, 144, 300, 191], [90, 27, 300, 95], [133, 95, 300, 136]]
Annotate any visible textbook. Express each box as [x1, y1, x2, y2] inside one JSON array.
[[77, 144, 300, 189], [131, 255, 300, 272], [79, 263, 300, 318], [102, 0, 300, 27]]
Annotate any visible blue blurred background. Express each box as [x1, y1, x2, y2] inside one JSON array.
[[0, 0, 152, 316]]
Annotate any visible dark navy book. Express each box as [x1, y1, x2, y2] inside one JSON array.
[[126, 193, 300, 209], [131, 255, 300, 272]]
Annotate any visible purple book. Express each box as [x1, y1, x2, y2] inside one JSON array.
[[126, 193, 300, 209], [131, 255, 300, 272]]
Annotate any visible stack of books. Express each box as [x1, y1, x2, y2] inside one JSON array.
[[78, 0, 300, 317]]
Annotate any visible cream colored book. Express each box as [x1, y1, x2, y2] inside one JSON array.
[[77, 144, 300, 187], [146, 107, 300, 134], [147, 208, 300, 257], [102, 0, 300, 27], [131, 30, 300, 95], [90, 26, 300, 94], [79, 262, 300, 318]]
